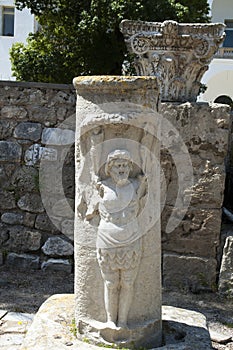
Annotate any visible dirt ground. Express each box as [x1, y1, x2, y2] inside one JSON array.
[[0, 265, 233, 349]]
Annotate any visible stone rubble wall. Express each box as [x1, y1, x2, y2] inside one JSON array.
[[0, 81, 76, 272], [0, 81, 231, 291], [161, 102, 231, 292]]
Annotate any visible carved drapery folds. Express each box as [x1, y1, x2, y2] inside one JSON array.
[[120, 20, 225, 102]]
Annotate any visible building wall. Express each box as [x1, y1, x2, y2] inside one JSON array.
[[0, 1, 35, 80]]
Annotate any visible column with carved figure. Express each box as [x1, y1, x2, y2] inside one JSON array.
[[74, 76, 162, 348]]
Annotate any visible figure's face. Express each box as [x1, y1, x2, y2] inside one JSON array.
[[109, 159, 131, 185]]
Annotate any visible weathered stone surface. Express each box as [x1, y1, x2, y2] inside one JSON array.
[[12, 166, 39, 192], [74, 76, 162, 348], [61, 219, 74, 241], [2, 225, 41, 251], [52, 198, 74, 218], [23, 212, 36, 228], [28, 106, 56, 124], [24, 144, 58, 166], [1, 212, 24, 225], [6, 253, 40, 270], [163, 253, 217, 292], [120, 20, 225, 102], [14, 122, 42, 141], [209, 329, 232, 344], [41, 127, 75, 145], [21, 295, 212, 350], [41, 259, 72, 273], [42, 236, 74, 257], [17, 194, 44, 213], [0, 189, 16, 209], [1, 106, 27, 119], [162, 206, 221, 258], [218, 236, 233, 296], [35, 213, 59, 233], [0, 141, 22, 162], [0, 120, 16, 139]]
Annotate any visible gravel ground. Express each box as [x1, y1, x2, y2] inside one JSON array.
[[0, 265, 233, 349]]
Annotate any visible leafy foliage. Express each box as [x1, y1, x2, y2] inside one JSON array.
[[10, 0, 210, 83]]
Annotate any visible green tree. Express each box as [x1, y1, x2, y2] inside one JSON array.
[[10, 0, 210, 83]]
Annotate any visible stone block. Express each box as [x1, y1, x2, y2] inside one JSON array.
[[0, 251, 3, 265], [6, 253, 40, 270], [12, 166, 39, 192], [24, 144, 57, 166], [0, 190, 16, 209], [23, 212, 36, 228], [0, 120, 16, 139], [2, 225, 41, 251], [28, 106, 56, 124], [42, 236, 74, 257], [218, 236, 233, 296], [41, 259, 72, 273], [0, 141, 22, 162], [17, 193, 44, 213], [163, 253, 217, 292], [14, 122, 42, 141], [35, 213, 59, 233], [1, 212, 24, 225], [162, 206, 221, 258], [42, 128, 75, 145], [1, 106, 27, 119]]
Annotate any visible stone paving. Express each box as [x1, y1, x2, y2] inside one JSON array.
[[0, 310, 34, 350]]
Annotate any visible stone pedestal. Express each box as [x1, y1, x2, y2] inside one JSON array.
[[73, 76, 162, 348]]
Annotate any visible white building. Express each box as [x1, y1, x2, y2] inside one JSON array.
[[0, 0, 35, 80], [199, 0, 233, 105]]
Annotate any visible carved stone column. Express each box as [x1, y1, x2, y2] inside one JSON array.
[[73, 76, 162, 348], [120, 20, 225, 102]]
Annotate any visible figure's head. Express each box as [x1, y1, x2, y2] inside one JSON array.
[[105, 150, 133, 185]]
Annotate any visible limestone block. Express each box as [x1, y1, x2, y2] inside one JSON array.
[[1, 212, 24, 225], [35, 213, 59, 233], [6, 253, 40, 270], [0, 189, 16, 210], [14, 122, 42, 141], [1, 106, 27, 119], [17, 193, 44, 213], [12, 166, 39, 192], [218, 236, 233, 296], [0, 141, 22, 162], [162, 206, 221, 258], [42, 127, 75, 145], [163, 253, 217, 291], [41, 259, 72, 273], [42, 236, 74, 257]]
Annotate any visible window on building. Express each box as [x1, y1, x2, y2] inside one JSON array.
[[2, 7, 14, 36], [223, 20, 233, 48]]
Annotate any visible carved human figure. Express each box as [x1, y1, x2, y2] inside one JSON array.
[[96, 150, 143, 328]]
